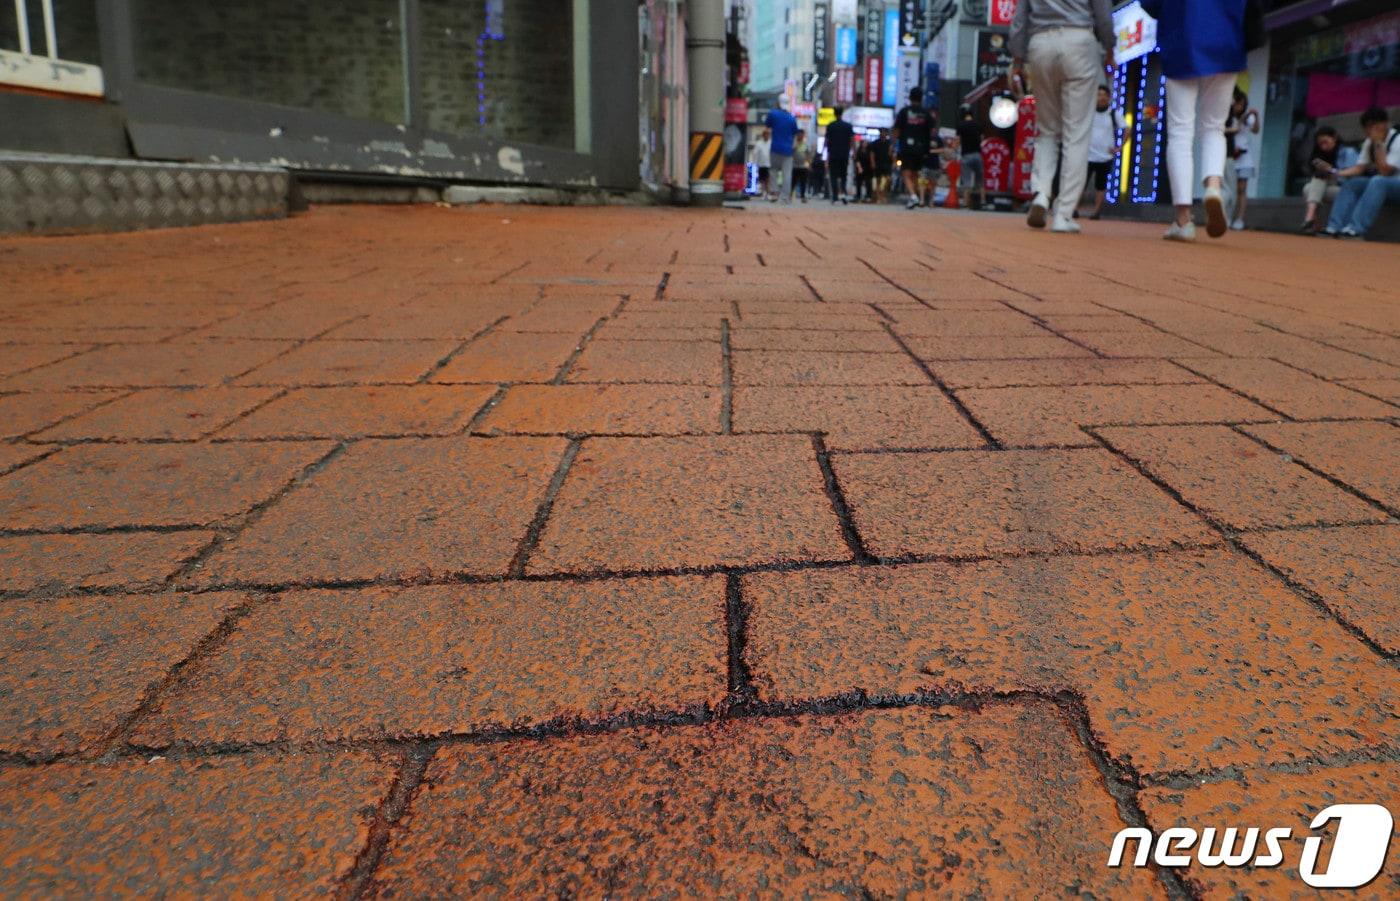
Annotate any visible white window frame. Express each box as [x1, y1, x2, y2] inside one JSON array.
[[1, 0, 104, 96]]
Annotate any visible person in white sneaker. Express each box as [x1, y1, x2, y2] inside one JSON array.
[[1009, 0, 1117, 233], [1142, 0, 1250, 242]]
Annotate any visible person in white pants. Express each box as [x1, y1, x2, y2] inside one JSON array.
[[1009, 0, 1116, 233], [1142, 0, 1249, 241]]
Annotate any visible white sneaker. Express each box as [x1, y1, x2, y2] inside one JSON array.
[[1050, 215, 1081, 233], [1026, 193, 1049, 229], [1203, 185, 1227, 237], [1163, 221, 1197, 242], [1230, 219, 1245, 231]]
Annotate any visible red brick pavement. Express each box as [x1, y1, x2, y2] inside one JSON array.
[[1, 204, 1398, 896]]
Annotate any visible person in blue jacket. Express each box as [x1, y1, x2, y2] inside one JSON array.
[[1141, 0, 1248, 241]]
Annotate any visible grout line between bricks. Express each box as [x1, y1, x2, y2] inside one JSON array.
[[337, 746, 434, 901], [724, 573, 757, 710], [1228, 424, 1400, 520], [506, 438, 582, 578], [879, 322, 1002, 448], [415, 315, 511, 384], [720, 319, 734, 434], [811, 434, 875, 564]]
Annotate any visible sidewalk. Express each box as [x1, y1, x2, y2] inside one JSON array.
[[2, 204, 1398, 897]]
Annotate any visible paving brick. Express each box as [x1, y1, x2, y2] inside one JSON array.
[[1098, 425, 1386, 530], [0, 442, 331, 530], [0, 751, 393, 896], [505, 301, 614, 332], [328, 304, 517, 340], [1342, 378, 1400, 404], [733, 386, 986, 450], [3, 341, 296, 389], [235, 339, 458, 386], [529, 436, 846, 573], [835, 448, 1213, 557], [430, 330, 583, 382], [0, 531, 211, 595], [201, 436, 565, 585], [1186, 331, 1400, 380], [1244, 421, 1399, 511], [1032, 314, 1158, 332], [185, 304, 363, 340], [0, 443, 48, 475], [1240, 525, 1400, 654], [1184, 358, 1399, 419], [889, 309, 1048, 336], [732, 349, 928, 385], [728, 327, 900, 352], [0, 390, 122, 439], [1348, 337, 1400, 367], [1138, 762, 1400, 898], [567, 339, 722, 384], [958, 384, 1277, 446], [932, 358, 1200, 389], [371, 701, 1161, 898], [136, 576, 726, 745], [744, 549, 1400, 774], [904, 334, 1095, 360], [1057, 331, 1221, 358], [36, 387, 277, 441], [217, 385, 496, 439], [0, 591, 246, 755], [478, 383, 719, 435]]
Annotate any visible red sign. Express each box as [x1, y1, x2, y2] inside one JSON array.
[[988, 0, 1017, 27], [835, 67, 856, 105], [1011, 95, 1037, 200], [723, 98, 749, 193], [724, 98, 747, 123], [864, 56, 883, 104], [981, 137, 1011, 193]]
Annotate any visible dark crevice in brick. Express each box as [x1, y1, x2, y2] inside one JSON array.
[[337, 746, 433, 901], [1266, 356, 1400, 411], [879, 322, 1002, 448], [812, 434, 875, 564], [1168, 360, 1295, 421], [416, 315, 511, 384], [866, 302, 896, 323], [856, 258, 935, 309], [756, 254, 767, 268], [654, 271, 670, 300], [799, 275, 825, 302], [95, 591, 275, 760], [507, 438, 582, 578], [724, 574, 757, 710], [720, 319, 734, 435], [462, 385, 510, 434], [488, 261, 529, 285], [1084, 426, 1399, 664], [794, 236, 822, 260], [1053, 690, 1199, 901], [990, 297, 1113, 360]]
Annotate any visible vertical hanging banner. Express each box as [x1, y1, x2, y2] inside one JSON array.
[[1011, 94, 1038, 200], [988, 0, 1018, 27], [895, 47, 921, 105], [982, 136, 1011, 192], [723, 97, 749, 194], [835, 27, 857, 67], [835, 67, 856, 104], [813, 3, 830, 77], [899, 0, 922, 48], [882, 6, 900, 106], [865, 56, 884, 104]]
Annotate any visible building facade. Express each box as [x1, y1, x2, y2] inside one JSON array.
[[1, 0, 639, 192]]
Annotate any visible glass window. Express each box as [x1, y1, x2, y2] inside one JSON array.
[[1, 0, 96, 60], [130, 0, 408, 125], [419, 0, 584, 151]]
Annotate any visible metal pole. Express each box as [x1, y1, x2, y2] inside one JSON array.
[[685, 0, 726, 207]]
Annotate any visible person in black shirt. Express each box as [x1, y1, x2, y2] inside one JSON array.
[[825, 107, 855, 204], [894, 87, 934, 209], [955, 105, 985, 209], [869, 129, 893, 203]]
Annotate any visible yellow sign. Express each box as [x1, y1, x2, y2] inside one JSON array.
[[818, 107, 836, 127]]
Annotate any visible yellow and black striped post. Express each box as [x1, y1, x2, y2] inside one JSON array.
[[689, 131, 725, 201]]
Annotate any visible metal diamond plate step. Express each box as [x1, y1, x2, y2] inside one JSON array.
[[1, 153, 290, 236]]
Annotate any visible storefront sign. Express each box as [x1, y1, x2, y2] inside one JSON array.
[[833, 0, 858, 24], [1012, 94, 1037, 200], [899, 0, 922, 47], [987, 0, 1017, 28], [1113, 1, 1158, 65], [836, 67, 856, 104], [982, 136, 1011, 192], [865, 55, 884, 104], [835, 26, 858, 67], [845, 105, 897, 129], [814, 3, 830, 76], [864, 5, 884, 59], [883, 7, 901, 106], [896, 47, 921, 105], [974, 30, 1014, 84]]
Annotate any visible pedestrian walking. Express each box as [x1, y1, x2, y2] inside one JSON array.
[[893, 87, 935, 209], [826, 108, 855, 204], [765, 99, 799, 203], [1225, 88, 1260, 230], [1086, 85, 1125, 219], [956, 105, 986, 210], [869, 128, 894, 204], [1141, 0, 1251, 241], [1010, 0, 1116, 233], [792, 131, 813, 202], [751, 128, 772, 200]]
